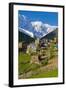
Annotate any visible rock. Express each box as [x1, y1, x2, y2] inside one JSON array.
[[30, 55, 40, 64]]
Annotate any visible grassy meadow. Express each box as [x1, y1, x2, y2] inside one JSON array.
[[18, 51, 58, 79]]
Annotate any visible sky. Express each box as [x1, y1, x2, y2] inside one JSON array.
[[18, 10, 58, 26]]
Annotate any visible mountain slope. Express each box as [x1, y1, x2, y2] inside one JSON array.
[[19, 31, 35, 43], [40, 28, 58, 40]]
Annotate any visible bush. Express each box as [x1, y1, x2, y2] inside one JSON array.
[[41, 59, 48, 66]]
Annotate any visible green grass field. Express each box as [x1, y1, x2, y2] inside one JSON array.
[[18, 52, 31, 75], [18, 52, 58, 78], [30, 69, 58, 78]]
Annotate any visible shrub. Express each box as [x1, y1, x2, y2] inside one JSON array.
[[41, 59, 48, 66]]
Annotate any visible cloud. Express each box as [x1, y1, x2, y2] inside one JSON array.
[[22, 15, 26, 20]]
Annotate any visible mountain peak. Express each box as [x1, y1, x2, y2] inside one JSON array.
[[18, 14, 57, 39]]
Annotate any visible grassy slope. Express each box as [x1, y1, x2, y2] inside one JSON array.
[[18, 52, 40, 75], [30, 69, 58, 78], [18, 52, 31, 75], [18, 52, 58, 78]]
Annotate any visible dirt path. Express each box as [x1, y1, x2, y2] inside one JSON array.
[[19, 56, 58, 79]]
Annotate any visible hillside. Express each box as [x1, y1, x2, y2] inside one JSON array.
[[19, 31, 35, 43], [40, 28, 58, 40]]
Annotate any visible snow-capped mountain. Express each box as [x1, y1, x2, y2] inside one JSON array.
[[18, 14, 57, 39], [31, 21, 47, 38], [31, 21, 57, 38]]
